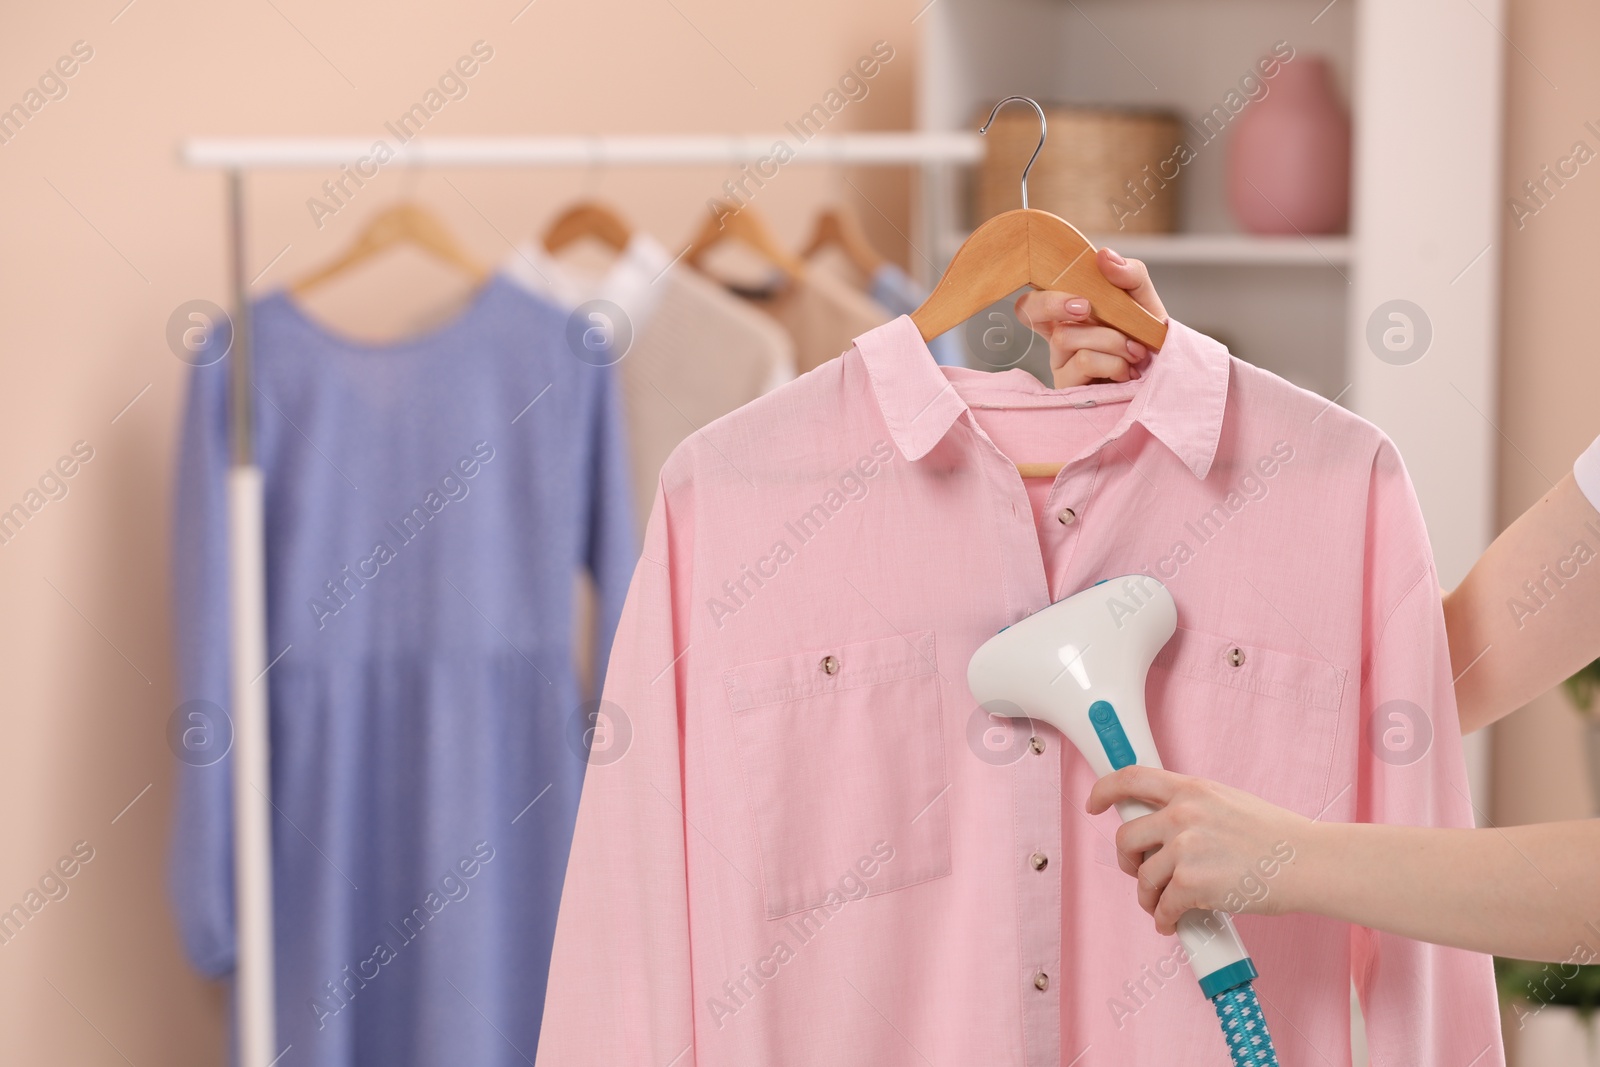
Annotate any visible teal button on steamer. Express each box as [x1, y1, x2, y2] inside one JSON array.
[[968, 576, 1281, 1066], [1088, 700, 1137, 769]]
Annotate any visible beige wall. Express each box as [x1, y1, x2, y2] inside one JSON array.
[[1490, 0, 1600, 830], [0, 3, 916, 1062]]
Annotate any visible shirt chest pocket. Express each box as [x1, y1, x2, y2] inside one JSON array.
[[723, 631, 953, 920], [1146, 627, 1348, 821]]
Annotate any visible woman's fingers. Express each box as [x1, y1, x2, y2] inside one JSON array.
[[1048, 323, 1149, 387], [1015, 269, 1160, 388], [1014, 252, 1166, 333], [1111, 826, 1144, 878], [1015, 290, 1090, 332], [1050, 324, 1148, 367], [1014, 249, 1165, 385], [1088, 765, 1186, 815], [1098, 247, 1167, 322], [1135, 847, 1177, 917], [1020, 301, 1151, 366], [1055, 350, 1138, 384], [1114, 847, 1140, 880], [1153, 876, 1196, 935], [1092, 766, 1311, 936], [1115, 812, 1169, 863], [1017, 251, 1164, 322]]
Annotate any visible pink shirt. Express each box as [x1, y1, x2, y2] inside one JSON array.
[[536, 315, 1503, 1066]]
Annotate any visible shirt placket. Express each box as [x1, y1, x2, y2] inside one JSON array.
[[976, 440, 1064, 1067], [1037, 451, 1106, 1064], [1038, 452, 1103, 603]]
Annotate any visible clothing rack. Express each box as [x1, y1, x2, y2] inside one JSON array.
[[184, 131, 983, 168], [182, 130, 981, 1067]]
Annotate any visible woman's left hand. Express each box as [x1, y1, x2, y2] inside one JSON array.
[[1087, 765, 1312, 935], [1013, 248, 1164, 388]]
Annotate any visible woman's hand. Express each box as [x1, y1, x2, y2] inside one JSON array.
[[1087, 765, 1312, 935], [1014, 247, 1168, 388]]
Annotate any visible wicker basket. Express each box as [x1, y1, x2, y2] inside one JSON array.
[[975, 104, 1185, 234]]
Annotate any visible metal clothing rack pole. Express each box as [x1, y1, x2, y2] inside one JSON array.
[[224, 167, 278, 1067], [185, 131, 983, 168], [191, 131, 981, 1067]]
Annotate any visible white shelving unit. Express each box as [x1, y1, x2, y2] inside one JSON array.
[[1080, 233, 1353, 267], [936, 231, 1355, 266]]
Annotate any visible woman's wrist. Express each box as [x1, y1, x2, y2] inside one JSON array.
[[1274, 816, 1339, 918]]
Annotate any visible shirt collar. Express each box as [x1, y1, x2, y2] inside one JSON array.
[[502, 231, 672, 326], [851, 314, 1230, 480]]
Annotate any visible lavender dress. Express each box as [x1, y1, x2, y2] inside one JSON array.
[[169, 274, 636, 1064]]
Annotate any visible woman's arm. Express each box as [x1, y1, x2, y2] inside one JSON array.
[[1086, 459, 1600, 961], [1090, 766, 1600, 962], [1448, 470, 1600, 733], [1055, 256, 1600, 955]]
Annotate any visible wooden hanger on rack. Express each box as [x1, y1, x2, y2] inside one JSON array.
[[543, 199, 633, 255], [802, 205, 886, 278], [684, 201, 806, 282], [291, 200, 489, 296], [911, 96, 1169, 480]]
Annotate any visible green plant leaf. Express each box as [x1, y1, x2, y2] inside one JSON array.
[[1497, 956, 1600, 1015], [1566, 658, 1600, 715]]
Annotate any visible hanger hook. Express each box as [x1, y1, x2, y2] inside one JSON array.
[[979, 96, 1046, 211]]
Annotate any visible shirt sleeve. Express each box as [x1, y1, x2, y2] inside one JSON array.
[[582, 362, 639, 698], [1351, 439, 1504, 1064], [166, 351, 239, 978], [538, 478, 694, 1065], [1576, 433, 1600, 513]]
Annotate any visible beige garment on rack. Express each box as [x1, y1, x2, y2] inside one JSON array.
[[503, 233, 795, 531], [734, 265, 895, 375], [505, 233, 794, 697], [806, 243, 875, 291]]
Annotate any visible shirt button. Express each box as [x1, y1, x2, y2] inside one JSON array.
[[1033, 972, 1050, 991], [821, 655, 841, 675], [1227, 647, 1246, 668], [1057, 507, 1077, 525], [1029, 852, 1049, 871], [1029, 736, 1046, 755]]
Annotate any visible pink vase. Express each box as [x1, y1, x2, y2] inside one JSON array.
[[1227, 55, 1351, 235]]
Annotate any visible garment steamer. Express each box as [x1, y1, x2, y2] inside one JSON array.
[[968, 576, 1281, 1066]]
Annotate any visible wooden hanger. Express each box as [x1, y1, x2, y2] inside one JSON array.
[[802, 205, 886, 278], [291, 201, 489, 296], [684, 201, 805, 282], [911, 97, 1169, 480], [543, 199, 633, 255]]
